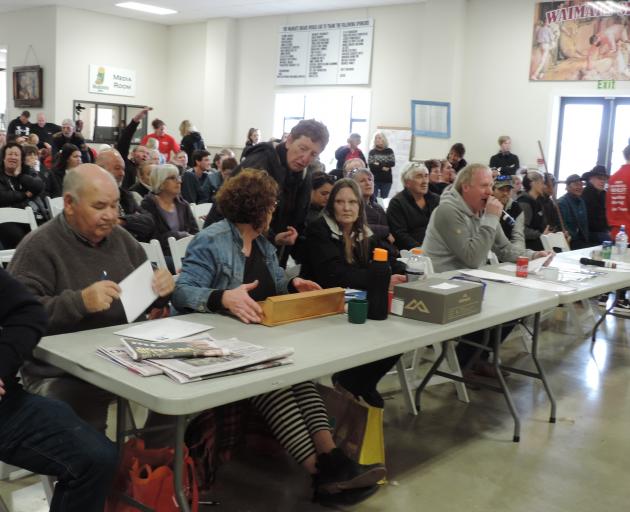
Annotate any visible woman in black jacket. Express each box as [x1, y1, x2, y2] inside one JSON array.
[[179, 120, 206, 164], [301, 179, 405, 408], [47, 143, 82, 198], [141, 164, 198, 267]]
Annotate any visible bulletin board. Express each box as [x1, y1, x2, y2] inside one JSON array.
[[377, 126, 412, 196]]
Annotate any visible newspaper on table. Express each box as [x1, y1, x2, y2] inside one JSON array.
[[96, 346, 163, 377], [121, 334, 230, 361]]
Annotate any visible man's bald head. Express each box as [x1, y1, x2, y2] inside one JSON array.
[[63, 164, 119, 203], [95, 149, 126, 187]]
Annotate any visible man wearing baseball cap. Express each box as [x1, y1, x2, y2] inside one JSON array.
[[493, 174, 526, 249], [557, 174, 590, 249], [7, 111, 31, 141]]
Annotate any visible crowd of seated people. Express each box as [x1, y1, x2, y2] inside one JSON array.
[[2, 109, 624, 510]]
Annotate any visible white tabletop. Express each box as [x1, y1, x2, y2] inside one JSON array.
[[34, 281, 558, 416]]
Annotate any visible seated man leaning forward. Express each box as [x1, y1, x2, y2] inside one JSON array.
[[8, 164, 174, 433], [171, 170, 385, 507], [422, 163, 552, 376]]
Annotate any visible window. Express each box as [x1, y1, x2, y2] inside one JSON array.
[[73, 100, 148, 145], [273, 91, 371, 170]]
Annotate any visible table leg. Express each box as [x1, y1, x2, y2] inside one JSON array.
[[530, 312, 556, 423], [116, 396, 129, 449], [491, 326, 521, 443], [591, 299, 616, 346], [173, 415, 191, 512], [414, 340, 448, 411]]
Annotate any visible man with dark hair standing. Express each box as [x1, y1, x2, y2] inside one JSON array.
[[181, 149, 213, 204], [0, 268, 118, 512], [7, 111, 31, 141]]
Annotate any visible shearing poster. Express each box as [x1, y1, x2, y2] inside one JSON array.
[[530, 1, 630, 81]]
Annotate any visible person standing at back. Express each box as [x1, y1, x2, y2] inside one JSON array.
[[489, 136, 520, 175], [335, 133, 366, 172], [582, 165, 610, 245], [368, 131, 395, 199]]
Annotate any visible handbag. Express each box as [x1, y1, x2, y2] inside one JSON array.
[[106, 438, 199, 512], [317, 384, 385, 466]]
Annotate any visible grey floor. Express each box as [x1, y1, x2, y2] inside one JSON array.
[[3, 305, 630, 511]]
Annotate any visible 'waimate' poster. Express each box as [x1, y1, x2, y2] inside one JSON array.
[[530, 1, 630, 81]]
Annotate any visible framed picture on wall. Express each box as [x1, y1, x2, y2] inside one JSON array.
[[13, 65, 43, 108]]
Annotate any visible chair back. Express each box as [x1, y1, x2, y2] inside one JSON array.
[[46, 196, 64, 218], [139, 239, 168, 271], [540, 232, 569, 253], [0, 206, 38, 231], [168, 235, 194, 273], [191, 203, 212, 231]]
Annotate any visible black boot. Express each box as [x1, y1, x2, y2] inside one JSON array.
[[314, 448, 385, 494]]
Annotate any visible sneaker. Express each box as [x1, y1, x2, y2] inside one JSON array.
[[613, 299, 630, 316], [314, 448, 386, 494], [598, 294, 610, 308]]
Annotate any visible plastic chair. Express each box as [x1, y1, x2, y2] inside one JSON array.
[[0, 206, 38, 264], [540, 232, 570, 253], [394, 253, 469, 415], [45, 196, 64, 218], [191, 202, 212, 231], [139, 239, 168, 271], [167, 235, 194, 274]]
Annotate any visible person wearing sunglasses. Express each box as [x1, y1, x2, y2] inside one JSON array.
[[493, 174, 526, 250]]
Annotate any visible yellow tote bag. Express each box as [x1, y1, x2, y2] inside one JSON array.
[[358, 405, 385, 466]]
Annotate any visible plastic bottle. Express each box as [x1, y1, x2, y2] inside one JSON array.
[[616, 225, 628, 256], [406, 248, 428, 282], [367, 248, 391, 321]]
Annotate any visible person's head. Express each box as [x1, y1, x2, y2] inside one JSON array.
[[565, 174, 584, 197], [22, 144, 39, 169], [171, 150, 188, 169], [192, 149, 211, 171], [19, 111, 30, 124], [493, 174, 514, 206], [454, 163, 494, 214], [424, 159, 441, 184], [148, 149, 161, 165], [342, 158, 366, 177], [372, 131, 388, 150], [310, 171, 335, 209], [448, 142, 466, 162], [75, 119, 83, 133], [247, 127, 260, 145], [150, 164, 181, 196], [349, 168, 375, 199], [137, 162, 154, 186], [145, 138, 159, 151], [522, 171, 545, 196], [1, 142, 24, 176], [54, 143, 82, 172], [511, 173, 523, 195], [623, 139, 630, 162], [219, 156, 238, 181], [216, 169, 278, 233], [27, 133, 39, 146], [498, 135, 512, 153], [584, 165, 608, 191], [543, 172, 556, 197], [132, 145, 150, 164], [347, 133, 361, 150], [285, 119, 329, 172], [401, 162, 429, 198], [36, 112, 46, 127], [60, 118, 75, 138], [441, 159, 455, 183], [152, 118, 166, 136], [95, 149, 126, 187], [179, 119, 193, 137], [63, 164, 120, 244]]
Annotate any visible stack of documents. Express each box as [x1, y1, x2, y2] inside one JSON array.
[[97, 318, 294, 383]]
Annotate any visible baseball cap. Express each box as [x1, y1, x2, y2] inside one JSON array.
[[565, 174, 583, 185], [493, 174, 513, 188]]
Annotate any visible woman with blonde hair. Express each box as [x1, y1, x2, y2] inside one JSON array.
[[179, 119, 205, 163], [368, 131, 395, 199]]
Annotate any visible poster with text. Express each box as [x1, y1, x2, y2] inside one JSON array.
[[530, 1, 630, 81]]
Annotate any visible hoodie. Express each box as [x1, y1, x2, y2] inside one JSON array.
[[421, 185, 532, 273]]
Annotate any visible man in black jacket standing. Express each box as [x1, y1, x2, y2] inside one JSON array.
[[582, 165, 610, 245], [0, 269, 117, 512]]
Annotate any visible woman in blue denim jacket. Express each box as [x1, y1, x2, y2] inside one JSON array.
[[172, 170, 385, 506]]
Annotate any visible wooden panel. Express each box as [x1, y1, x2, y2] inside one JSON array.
[[259, 288, 345, 327]]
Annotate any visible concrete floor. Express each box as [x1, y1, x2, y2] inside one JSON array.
[[3, 307, 630, 511]]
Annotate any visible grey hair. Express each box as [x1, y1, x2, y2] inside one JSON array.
[[453, 163, 490, 193], [372, 131, 389, 148], [349, 167, 373, 180], [400, 161, 428, 185], [342, 157, 366, 175], [150, 164, 179, 193], [61, 118, 73, 127], [63, 165, 117, 202], [94, 148, 123, 167]]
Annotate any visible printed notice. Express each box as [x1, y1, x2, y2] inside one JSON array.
[[276, 19, 373, 85]]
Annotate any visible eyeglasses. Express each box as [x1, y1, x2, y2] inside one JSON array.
[[165, 175, 182, 182]]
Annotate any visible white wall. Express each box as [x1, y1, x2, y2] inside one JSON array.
[[0, 7, 57, 123], [54, 6, 168, 126]]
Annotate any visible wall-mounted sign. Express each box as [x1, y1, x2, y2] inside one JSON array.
[[88, 65, 136, 97], [597, 79, 616, 89], [276, 19, 373, 85]]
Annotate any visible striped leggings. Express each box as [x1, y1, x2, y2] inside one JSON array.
[[250, 381, 331, 464]]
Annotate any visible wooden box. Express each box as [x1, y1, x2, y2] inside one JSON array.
[[259, 288, 345, 326]]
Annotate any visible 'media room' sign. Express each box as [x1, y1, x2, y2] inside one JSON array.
[[89, 65, 136, 97]]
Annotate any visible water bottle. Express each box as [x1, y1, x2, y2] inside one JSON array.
[[406, 248, 426, 282], [615, 225, 628, 256], [367, 248, 391, 321]]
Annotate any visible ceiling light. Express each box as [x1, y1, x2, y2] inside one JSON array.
[[115, 2, 177, 15], [0, 49, 7, 53]]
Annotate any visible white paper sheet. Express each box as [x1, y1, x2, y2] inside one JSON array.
[[118, 260, 158, 322], [114, 317, 213, 342], [460, 269, 576, 292]]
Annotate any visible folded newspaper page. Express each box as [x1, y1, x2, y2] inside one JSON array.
[[96, 347, 163, 377], [121, 334, 230, 361]]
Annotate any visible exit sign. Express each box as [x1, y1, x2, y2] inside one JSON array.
[[597, 80, 615, 89]]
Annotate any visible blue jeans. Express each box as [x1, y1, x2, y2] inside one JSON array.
[[0, 387, 118, 512], [374, 182, 392, 199]]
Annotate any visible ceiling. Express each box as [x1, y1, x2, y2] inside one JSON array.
[[0, 0, 425, 25]]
